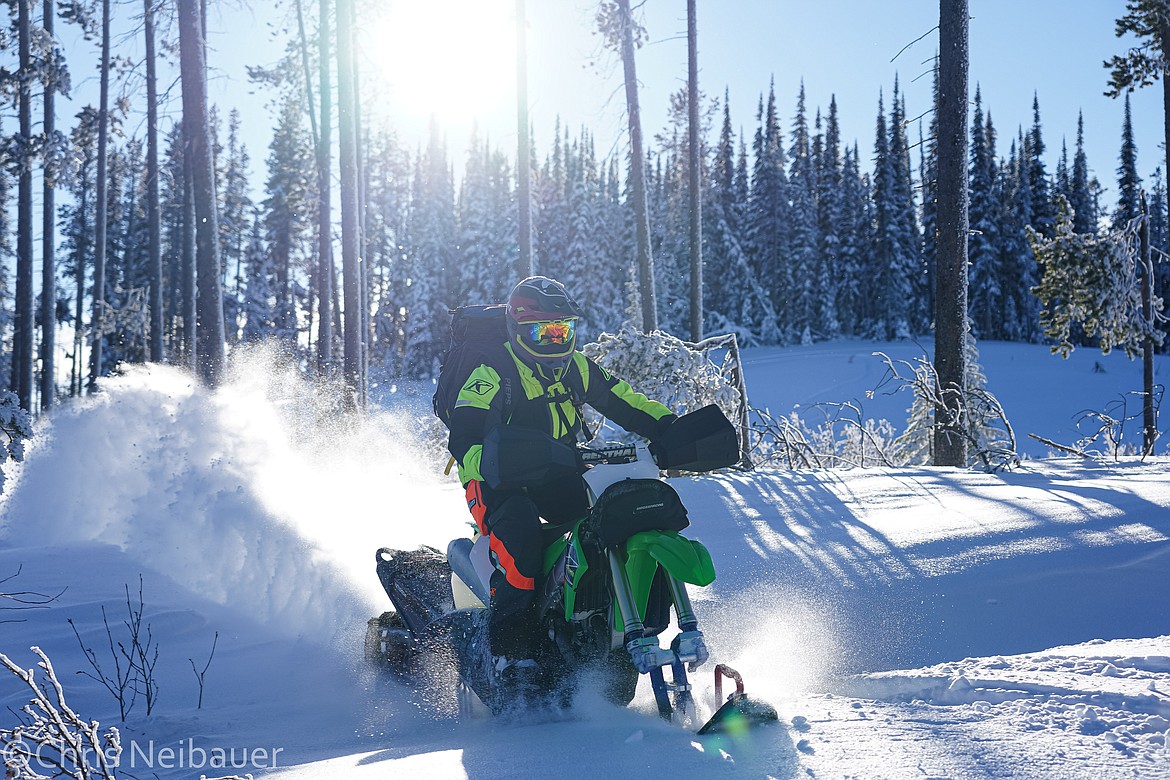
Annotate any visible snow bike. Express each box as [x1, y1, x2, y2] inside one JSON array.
[[366, 405, 778, 734]]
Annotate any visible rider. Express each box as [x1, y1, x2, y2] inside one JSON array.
[[445, 276, 676, 689]]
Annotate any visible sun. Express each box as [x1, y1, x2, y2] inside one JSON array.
[[360, 0, 517, 128]]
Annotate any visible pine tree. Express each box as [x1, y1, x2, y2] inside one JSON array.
[[747, 81, 789, 340], [869, 89, 918, 340], [567, 131, 620, 341], [1105, 1, 1170, 285], [1026, 95, 1056, 237], [1114, 92, 1143, 229], [787, 83, 818, 342], [814, 96, 842, 339], [456, 130, 517, 306], [968, 88, 1002, 339], [262, 97, 315, 349], [403, 120, 455, 378], [219, 109, 253, 343], [1069, 112, 1098, 234], [240, 209, 276, 343], [889, 82, 922, 336], [365, 128, 412, 373], [836, 143, 868, 337], [999, 136, 1039, 341], [534, 119, 570, 280]]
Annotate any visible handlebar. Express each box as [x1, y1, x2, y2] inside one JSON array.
[[577, 442, 648, 467]]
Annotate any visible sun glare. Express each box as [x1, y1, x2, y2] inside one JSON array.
[[361, 0, 517, 128]]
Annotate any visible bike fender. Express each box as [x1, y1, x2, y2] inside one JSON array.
[[625, 531, 716, 588]]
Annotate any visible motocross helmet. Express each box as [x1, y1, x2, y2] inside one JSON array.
[[506, 276, 584, 376]]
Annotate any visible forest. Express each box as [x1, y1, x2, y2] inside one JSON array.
[[0, 0, 1167, 419]]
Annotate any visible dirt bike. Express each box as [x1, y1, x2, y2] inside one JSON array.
[[366, 405, 777, 734]]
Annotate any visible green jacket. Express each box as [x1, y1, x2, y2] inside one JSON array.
[[447, 344, 675, 485]]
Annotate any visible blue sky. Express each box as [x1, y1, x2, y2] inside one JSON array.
[[60, 0, 1169, 203]]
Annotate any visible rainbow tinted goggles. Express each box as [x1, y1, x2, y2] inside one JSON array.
[[524, 318, 577, 345]]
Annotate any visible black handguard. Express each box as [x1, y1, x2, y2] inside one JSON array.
[[480, 424, 583, 491], [649, 404, 740, 472]]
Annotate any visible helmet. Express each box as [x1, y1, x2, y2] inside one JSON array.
[[506, 276, 584, 373]]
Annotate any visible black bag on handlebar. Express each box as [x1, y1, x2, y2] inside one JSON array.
[[650, 404, 740, 472], [480, 424, 582, 491]]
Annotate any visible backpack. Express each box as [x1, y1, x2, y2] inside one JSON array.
[[432, 303, 591, 438], [432, 305, 519, 429]]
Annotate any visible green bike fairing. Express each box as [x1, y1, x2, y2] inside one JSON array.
[[550, 526, 715, 625]]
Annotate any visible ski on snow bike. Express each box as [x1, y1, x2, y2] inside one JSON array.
[[365, 405, 778, 734]]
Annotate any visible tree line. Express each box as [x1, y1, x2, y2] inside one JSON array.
[[0, 0, 1166, 414]]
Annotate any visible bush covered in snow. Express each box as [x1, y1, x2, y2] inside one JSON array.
[[0, 646, 121, 780], [0, 391, 32, 495], [580, 327, 748, 455]]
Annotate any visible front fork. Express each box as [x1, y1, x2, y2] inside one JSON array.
[[607, 549, 709, 721]]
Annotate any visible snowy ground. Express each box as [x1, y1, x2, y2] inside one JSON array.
[[0, 340, 1168, 779]]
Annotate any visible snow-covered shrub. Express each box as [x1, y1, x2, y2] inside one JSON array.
[[0, 391, 32, 495], [580, 327, 748, 457], [748, 405, 897, 469], [0, 646, 121, 780], [1031, 388, 1164, 460], [879, 345, 1019, 472]]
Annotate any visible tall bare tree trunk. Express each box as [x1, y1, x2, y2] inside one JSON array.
[[178, 0, 225, 386], [1140, 193, 1156, 456], [516, 0, 533, 278], [934, 0, 970, 467], [71, 154, 90, 397], [181, 155, 197, 371], [336, 0, 364, 409], [1162, 22, 1170, 274], [41, 0, 57, 408], [145, 0, 164, 363], [686, 0, 702, 342], [89, 0, 111, 392], [352, 12, 368, 399], [14, 0, 33, 409], [615, 0, 656, 332], [312, 0, 334, 373]]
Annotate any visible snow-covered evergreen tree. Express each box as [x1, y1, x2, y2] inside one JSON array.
[[456, 129, 515, 306], [747, 82, 790, 340], [403, 121, 455, 378], [1114, 93, 1143, 230], [241, 209, 275, 343], [889, 83, 922, 336], [835, 144, 869, 337], [702, 91, 778, 345], [1026, 95, 1056, 238], [999, 135, 1040, 341], [867, 88, 918, 340], [814, 98, 842, 339], [262, 97, 315, 349], [1031, 199, 1163, 359], [1069, 112, 1098, 235], [786, 83, 818, 341], [968, 88, 1003, 339], [219, 109, 253, 343], [365, 129, 412, 373]]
